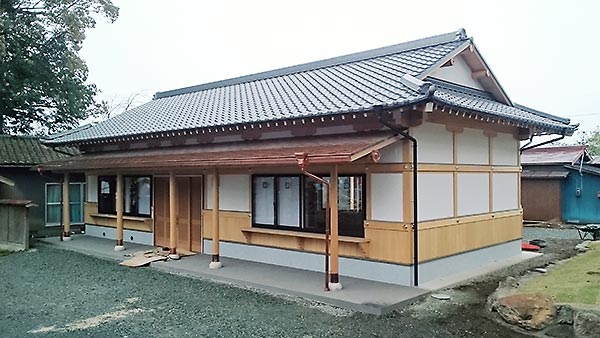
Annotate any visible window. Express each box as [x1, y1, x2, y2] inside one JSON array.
[[45, 183, 85, 226], [97, 176, 152, 217], [124, 176, 151, 216], [252, 175, 365, 237], [98, 176, 116, 214]]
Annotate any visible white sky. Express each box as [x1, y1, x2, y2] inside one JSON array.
[[80, 0, 600, 141]]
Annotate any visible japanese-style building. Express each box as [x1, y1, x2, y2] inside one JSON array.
[[39, 29, 576, 287]]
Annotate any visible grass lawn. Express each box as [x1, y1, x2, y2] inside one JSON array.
[[519, 242, 600, 305]]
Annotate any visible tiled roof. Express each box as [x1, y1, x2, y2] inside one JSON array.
[[429, 79, 574, 133], [0, 135, 76, 166], [43, 29, 576, 145], [521, 145, 589, 165]]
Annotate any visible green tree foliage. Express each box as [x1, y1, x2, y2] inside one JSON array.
[[0, 0, 118, 135], [578, 128, 600, 156]]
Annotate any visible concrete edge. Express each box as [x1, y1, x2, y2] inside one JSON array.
[[37, 239, 428, 316]]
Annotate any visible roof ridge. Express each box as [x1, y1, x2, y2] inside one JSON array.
[[154, 29, 469, 99]]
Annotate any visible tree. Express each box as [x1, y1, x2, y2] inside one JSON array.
[[0, 0, 118, 135], [577, 128, 600, 156]]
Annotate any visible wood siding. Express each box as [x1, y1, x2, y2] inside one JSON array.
[[521, 179, 562, 222]]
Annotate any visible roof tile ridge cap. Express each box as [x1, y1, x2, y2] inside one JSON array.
[[153, 29, 467, 100], [399, 74, 437, 96]]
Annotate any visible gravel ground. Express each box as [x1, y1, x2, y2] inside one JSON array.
[[0, 234, 583, 338], [523, 226, 581, 242]]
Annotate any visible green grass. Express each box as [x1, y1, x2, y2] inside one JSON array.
[[0, 250, 11, 257], [518, 242, 600, 305]]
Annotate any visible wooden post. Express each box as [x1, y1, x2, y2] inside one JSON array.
[[168, 171, 179, 258], [114, 173, 125, 251], [329, 165, 342, 290], [62, 173, 71, 241], [209, 170, 222, 268]]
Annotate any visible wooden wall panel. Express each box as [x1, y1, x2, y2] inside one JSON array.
[[521, 179, 561, 221], [84, 202, 152, 232]]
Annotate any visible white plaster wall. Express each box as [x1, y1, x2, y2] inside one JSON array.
[[378, 142, 404, 163], [493, 173, 519, 211], [86, 175, 98, 202], [429, 55, 485, 90], [457, 173, 489, 216], [412, 122, 453, 164], [492, 133, 518, 166], [85, 224, 154, 246], [456, 128, 489, 164], [417, 173, 454, 221], [205, 174, 250, 212], [371, 173, 403, 222]]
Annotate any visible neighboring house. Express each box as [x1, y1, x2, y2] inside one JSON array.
[[0, 135, 84, 235], [39, 29, 576, 287], [521, 145, 597, 223]]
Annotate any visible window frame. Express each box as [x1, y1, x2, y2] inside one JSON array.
[[123, 176, 153, 217], [251, 174, 303, 231], [45, 182, 85, 226], [96, 175, 153, 217], [251, 173, 366, 237]]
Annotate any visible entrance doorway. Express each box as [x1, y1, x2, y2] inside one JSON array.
[[154, 176, 202, 252]]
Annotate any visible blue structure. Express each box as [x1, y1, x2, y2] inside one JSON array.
[[562, 165, 600, 224]]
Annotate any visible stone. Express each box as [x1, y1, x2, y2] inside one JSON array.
[[545, 324, 575, 338], [554, 304, 575, 325], [574, 311, 600, 338], [496, 293, 556, 331]]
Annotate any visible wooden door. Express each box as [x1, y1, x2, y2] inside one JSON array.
[[154, 176, 202, 252], [154, 177, 170, 248]]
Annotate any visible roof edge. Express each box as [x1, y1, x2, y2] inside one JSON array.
[[154, 29, 468, 99], [514, 103, 571, 125]]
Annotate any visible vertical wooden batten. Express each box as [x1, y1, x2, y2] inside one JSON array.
[[209, 170, 222, 269], [62, 173, 71, 240], [329, 165, 342, 290], [168, 171, 178, 257], [114, 173, 125, 251]]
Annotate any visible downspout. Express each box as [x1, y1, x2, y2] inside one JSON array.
[[376, 112, 419, 287], [295, 152, 331, 291]]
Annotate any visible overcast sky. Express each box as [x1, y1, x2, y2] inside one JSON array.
[[80, 0, 599, 140]]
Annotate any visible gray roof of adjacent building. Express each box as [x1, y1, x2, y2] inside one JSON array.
[[43, 29, 577, 145]]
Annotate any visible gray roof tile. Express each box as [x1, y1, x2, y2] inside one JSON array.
[[44, 29, 575, 144]]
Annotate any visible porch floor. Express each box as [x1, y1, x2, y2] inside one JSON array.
[[38, 235, 429, 315]]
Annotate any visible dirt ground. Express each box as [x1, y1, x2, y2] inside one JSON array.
[[0, 230, 582, 338]]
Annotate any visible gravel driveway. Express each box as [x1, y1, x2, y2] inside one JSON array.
[[0, 233, 582, 338]]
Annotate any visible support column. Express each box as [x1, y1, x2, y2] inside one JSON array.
[[114, 173, 125, 251], [62, 173, 71, 241], [329, 165, 342, 291], [168, 171, 179, 259], [209, 170, 222, 269]]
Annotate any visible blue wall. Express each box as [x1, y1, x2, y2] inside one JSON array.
[[562, 169, 600, 224]]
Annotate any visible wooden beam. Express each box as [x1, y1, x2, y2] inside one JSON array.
[[169, 171, 177, 255], [209, 170, 222, 268], [329, 165, 341, 290], [471, 69, 490, 80], [62, 173, 71, 240], [114, 173, 125, 250]]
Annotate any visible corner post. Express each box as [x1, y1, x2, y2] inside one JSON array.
[[114, 173, 125, 251], [62, 173, 71, 241], [209, 170, 222, 268], [168, 171, 179, 259], [329, 165, 342, 291]]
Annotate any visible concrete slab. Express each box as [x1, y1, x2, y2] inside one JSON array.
[[419, 251, 542, 290], [38, 236, 429, 315]]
